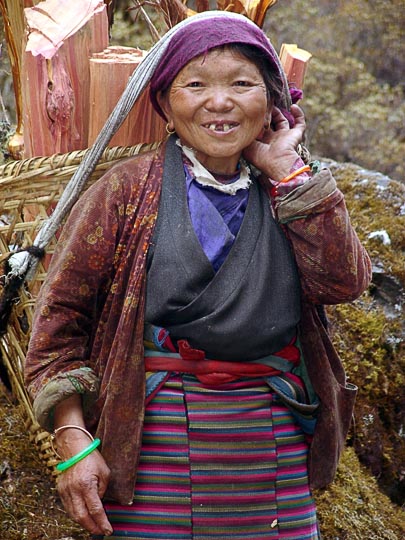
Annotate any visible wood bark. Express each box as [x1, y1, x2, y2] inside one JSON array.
[[88, 46, 166, 148], [279, 44, 312, 89], [21, 6, 109, 157]]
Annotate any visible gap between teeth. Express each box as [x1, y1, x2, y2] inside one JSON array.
[[208, 124, 233, 132]]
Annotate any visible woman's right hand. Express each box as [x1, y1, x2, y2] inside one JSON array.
[[56, 432, 113, 536], [243, 104, 307, 182]]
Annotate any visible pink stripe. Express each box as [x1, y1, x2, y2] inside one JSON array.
[[113, 524, 189, 534], [104, 376, 318, 538]]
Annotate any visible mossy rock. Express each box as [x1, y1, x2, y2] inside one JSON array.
[[315, 447, 405, 539], [325, 160, 404, 500]]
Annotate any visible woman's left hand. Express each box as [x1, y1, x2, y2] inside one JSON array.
[[243, 104, 306, 182]]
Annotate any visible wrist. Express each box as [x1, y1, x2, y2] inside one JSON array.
[[53, 424, 94, 459], [56, 433, 92, 457], [263, 154, 302, 183], [54, 394, 85, 426], [56, 438, 101, 472], [269, 160, 312, 199]]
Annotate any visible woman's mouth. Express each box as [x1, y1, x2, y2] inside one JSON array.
[[203, 122, 238, 133]]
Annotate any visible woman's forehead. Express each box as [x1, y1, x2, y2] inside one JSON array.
[[175, 48, 263, 76]]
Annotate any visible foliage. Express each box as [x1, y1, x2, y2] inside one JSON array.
[[108, 4, 164, 50], [266, 0, 405, 87], [0, 25, 14, 164], [303, 55, 405, 182], [0, 119, 12, 162], [265, 0, 405, 183]]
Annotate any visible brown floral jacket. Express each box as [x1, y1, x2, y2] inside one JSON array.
[[25, 141, 372, 503]]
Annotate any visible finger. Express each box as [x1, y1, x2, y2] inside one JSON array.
[[58, 474, 113, 536], [58, 479, 99, 534], [84, 477, 113, 536], [290, 104, 306, 126], [68, 486, 112, 536], [69, 490, 103, 535], [270, 107, 291, 131]]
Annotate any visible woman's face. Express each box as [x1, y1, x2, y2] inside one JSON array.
[[158, 48, 270, 174]]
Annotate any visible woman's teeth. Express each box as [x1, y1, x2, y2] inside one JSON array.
[[207, 123, 233, 132]]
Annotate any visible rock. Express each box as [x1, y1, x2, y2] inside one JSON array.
[[320, 159, 405, 507]]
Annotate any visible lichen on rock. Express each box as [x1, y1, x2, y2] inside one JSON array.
[[315, 160, 405, 538]]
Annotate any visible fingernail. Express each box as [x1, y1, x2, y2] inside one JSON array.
[[104, 528, 113, 536]]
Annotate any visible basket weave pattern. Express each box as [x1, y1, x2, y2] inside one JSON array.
[[0, 142, 157, 474]]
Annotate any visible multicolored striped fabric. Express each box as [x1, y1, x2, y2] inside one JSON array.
[[102, 375, 319, 539]]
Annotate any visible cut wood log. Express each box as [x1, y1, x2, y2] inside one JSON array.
[[21, 4, 109, 157], [88, 46, 166, 148], [279, 43, 312, 89]]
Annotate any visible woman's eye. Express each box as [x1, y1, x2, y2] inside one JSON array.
[[187, 81, 203, 88], [234, 80, 252, 87]]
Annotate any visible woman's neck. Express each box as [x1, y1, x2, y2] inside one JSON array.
[[210, 169, 240, 185]]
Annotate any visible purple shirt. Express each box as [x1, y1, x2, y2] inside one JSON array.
[[184, 164, 249, 271]]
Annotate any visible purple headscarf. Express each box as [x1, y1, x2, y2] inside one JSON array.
[[150, 14, 294, 121]]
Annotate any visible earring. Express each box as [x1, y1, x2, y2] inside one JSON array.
[[166, 123, 176, 135], [263, 120, 271, 131]]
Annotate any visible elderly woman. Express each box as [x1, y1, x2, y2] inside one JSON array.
[[25, 11, 371, 540]]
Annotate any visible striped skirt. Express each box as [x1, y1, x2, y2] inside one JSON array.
[[103, 374, 319, 539]]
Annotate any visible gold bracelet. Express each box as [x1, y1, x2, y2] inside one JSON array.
[[51, 425, 94, 459]]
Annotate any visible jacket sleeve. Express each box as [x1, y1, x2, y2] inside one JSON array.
[[24, 166, 127, 431], [274, 168, 372, 305]]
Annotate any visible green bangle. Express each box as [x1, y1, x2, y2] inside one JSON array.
[[56, 438, 101, 472]]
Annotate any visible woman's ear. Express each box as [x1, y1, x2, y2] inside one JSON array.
[[266, 98, 274, 114], [156, 91, 172, 125], [263, 111, 272, 131], [264, 100, 274, 130]]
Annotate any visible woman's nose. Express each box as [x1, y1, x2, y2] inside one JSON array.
[[204, 88, 234, 111]]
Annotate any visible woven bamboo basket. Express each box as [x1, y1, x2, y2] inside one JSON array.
[[0, 141, 158, 475]]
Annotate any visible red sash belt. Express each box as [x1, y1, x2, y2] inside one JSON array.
[[145, 339, 287, 385]]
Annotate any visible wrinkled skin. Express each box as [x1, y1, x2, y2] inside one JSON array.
[[158, 48, 305, 179]]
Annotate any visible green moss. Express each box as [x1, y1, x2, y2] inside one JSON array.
[[319, 162, 405, 506], [328, 162, 405, 284], [316, 447, 405, 539], [327, 298, 405, 504]]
